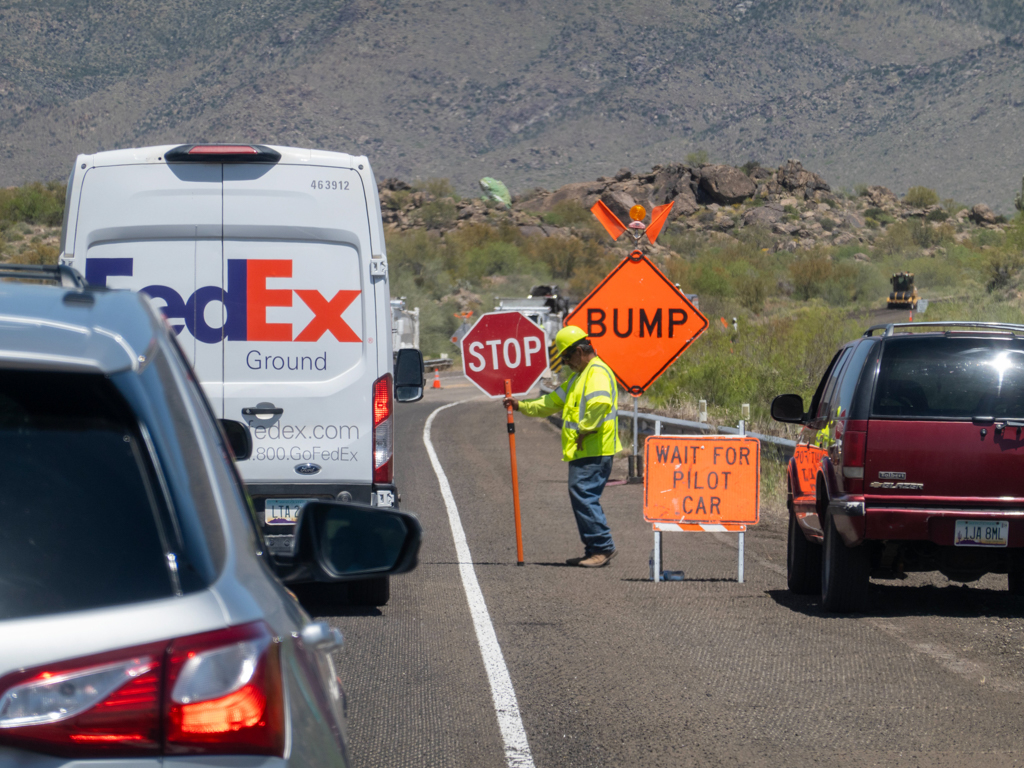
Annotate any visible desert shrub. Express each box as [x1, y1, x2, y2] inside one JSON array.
[[685, 148, 709, 166], [789, 253, 834, 300], [542, 200, 592, 228], [741, 160, 761, 175], [986, 251, 1024, 292], [11, 242, 59, 265], [903, 186, 940, 208], [855, 184, 870, 197], [417, 199, 458, 229], [820, 217, 837, 232], [416, 178, 460, 201], [384, 189, 412, 210], [863, 207, 895, 225], [926, 208, 949, 222], [0, 181, 65, 227]]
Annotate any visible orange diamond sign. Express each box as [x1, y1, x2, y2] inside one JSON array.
[[564, 252, 708, 394]]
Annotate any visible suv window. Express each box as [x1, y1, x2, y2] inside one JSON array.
[[873, 336, 1024, 419], [0, 371, 175, 620], [815, 346, 853, 420], [835, 340, 877, 418]]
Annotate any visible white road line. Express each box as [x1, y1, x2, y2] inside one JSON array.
[[423, 401, 536, 768]]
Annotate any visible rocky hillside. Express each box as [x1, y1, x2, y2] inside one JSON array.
[[381, 159, 1007, 258], [2, 0, 1024, 209]]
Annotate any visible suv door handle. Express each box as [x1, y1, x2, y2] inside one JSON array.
[[242, 406, 284, 416]]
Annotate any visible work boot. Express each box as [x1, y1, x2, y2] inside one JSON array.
[[576, 550, 616, 568]]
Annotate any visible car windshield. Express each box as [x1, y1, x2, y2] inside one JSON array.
[[0, 370, 176, 621], [874, 335, 1024, 419]]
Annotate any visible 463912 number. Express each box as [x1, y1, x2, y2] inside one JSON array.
[[311, 180, 350, 191]]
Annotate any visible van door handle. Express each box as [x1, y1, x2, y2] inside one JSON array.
[[242, 406, 284, 416]]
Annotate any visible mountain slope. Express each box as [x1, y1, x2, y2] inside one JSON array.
[[2, 0, 1023, 209]]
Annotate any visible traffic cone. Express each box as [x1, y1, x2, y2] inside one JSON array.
[[432, 369, 441, 389]]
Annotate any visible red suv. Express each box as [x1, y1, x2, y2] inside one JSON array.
[[772, 322, 1024, 612]]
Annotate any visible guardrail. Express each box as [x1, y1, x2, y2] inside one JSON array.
[[613, 409, 797, 450]]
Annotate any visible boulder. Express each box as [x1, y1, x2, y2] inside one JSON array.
[[600, 189, 638, 223], [518, 226, 546, 239], [865, 186, 899, 208], [699, 165, 756, 204], [970, 203, 998, 225], [649, 164, 699, 215], [777, 160, 830, 193], [743, 203, 785, 227], [529, 181, 604, 213]]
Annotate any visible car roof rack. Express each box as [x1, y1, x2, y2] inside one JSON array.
[[864, 321, 1024, 338], [0, 263, 88, 289]]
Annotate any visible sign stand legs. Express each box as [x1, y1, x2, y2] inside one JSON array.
[[504, 380, 525, 566], [628, 395, 642, 484], [651, 420, 661, 582], [738, 419, 745, 584]]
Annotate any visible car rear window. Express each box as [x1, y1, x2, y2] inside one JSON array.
[[0, 370, 176, 621], [874, 335, 1024, 419]]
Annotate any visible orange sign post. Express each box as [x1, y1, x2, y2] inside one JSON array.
[[643, 427, 760, 583]]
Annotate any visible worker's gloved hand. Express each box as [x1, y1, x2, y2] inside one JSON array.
[[503, 397, 519, 411]]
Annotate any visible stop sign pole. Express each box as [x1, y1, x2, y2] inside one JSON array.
[[461, 311, 549, 565]]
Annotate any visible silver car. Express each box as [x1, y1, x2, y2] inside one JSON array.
[[0, 265, 421, 766]]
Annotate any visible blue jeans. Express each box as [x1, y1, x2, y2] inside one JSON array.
[[568, 456, 615, 555]]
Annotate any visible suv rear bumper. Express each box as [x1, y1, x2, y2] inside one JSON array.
[[829, 498, 1024, 547]]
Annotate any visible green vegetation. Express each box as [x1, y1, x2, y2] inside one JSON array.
[[685, 149, 709, 166], [0, 181, 65, 264], [903, 186, 940, 207]]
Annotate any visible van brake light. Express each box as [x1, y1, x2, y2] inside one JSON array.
[[373, 373, 394, 484], [842, 420, 868, 493], [164, 145, 282, 163]]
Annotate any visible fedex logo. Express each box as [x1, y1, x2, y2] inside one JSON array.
[[86, 258, 360, 344]]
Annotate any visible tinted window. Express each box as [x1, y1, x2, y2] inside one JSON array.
[[873, 336, 1024, 419], [835, 340, 877, 418], [0, 371, 174, 620], [815, 347, 852, 420]]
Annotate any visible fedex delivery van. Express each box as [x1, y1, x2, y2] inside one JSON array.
[[59, 143, 424, 604]]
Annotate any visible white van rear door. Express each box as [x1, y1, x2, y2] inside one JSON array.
[[222, 163, 374, 485], [75, 164, 224, 397]]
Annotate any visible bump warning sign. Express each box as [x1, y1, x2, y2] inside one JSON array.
[[643, 435, 760, 525]]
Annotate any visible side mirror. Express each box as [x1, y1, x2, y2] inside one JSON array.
[[771, 394, 806, 424], [293, 501, 422, 581], [394, 348, 425, 403], [219, 419, 252, 460]]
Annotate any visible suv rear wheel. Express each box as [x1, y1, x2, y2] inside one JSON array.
[[787, 509, 822, 595], [821, 509, 870, 612]]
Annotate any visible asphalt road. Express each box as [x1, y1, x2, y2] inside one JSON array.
[[310, 377, 1024, 768]]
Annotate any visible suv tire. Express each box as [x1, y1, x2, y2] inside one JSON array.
[[821, 509, 870, 613], [788, 511, 822, 595]]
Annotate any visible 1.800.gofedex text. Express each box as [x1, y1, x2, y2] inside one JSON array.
[[253, 445, 358, 462]]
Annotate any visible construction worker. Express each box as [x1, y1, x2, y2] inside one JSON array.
[[503, 326, 622, 567]]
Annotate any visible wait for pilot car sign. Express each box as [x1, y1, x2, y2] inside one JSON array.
[[643, 435, 760, 526]]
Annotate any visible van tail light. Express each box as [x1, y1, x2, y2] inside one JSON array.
[[0, 622, 283, 759], [373, 373, 394, 485], [842, 419, 868, 493]]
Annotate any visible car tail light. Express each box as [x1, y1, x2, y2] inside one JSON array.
[[0, 622, 283, 759], [373, 373, 394, 485], [842, 419, 868, 493], [166, 622, 284, 756], [0, 643, 165, 757]]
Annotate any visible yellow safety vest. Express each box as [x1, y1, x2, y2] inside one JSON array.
[[519, 357, 623, 461]]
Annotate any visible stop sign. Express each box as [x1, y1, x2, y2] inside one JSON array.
[[460, 312, 549, 398]]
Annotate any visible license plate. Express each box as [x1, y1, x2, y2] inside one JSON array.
[[954, 519, 1008, 547], [264, 498, 307, 526]]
